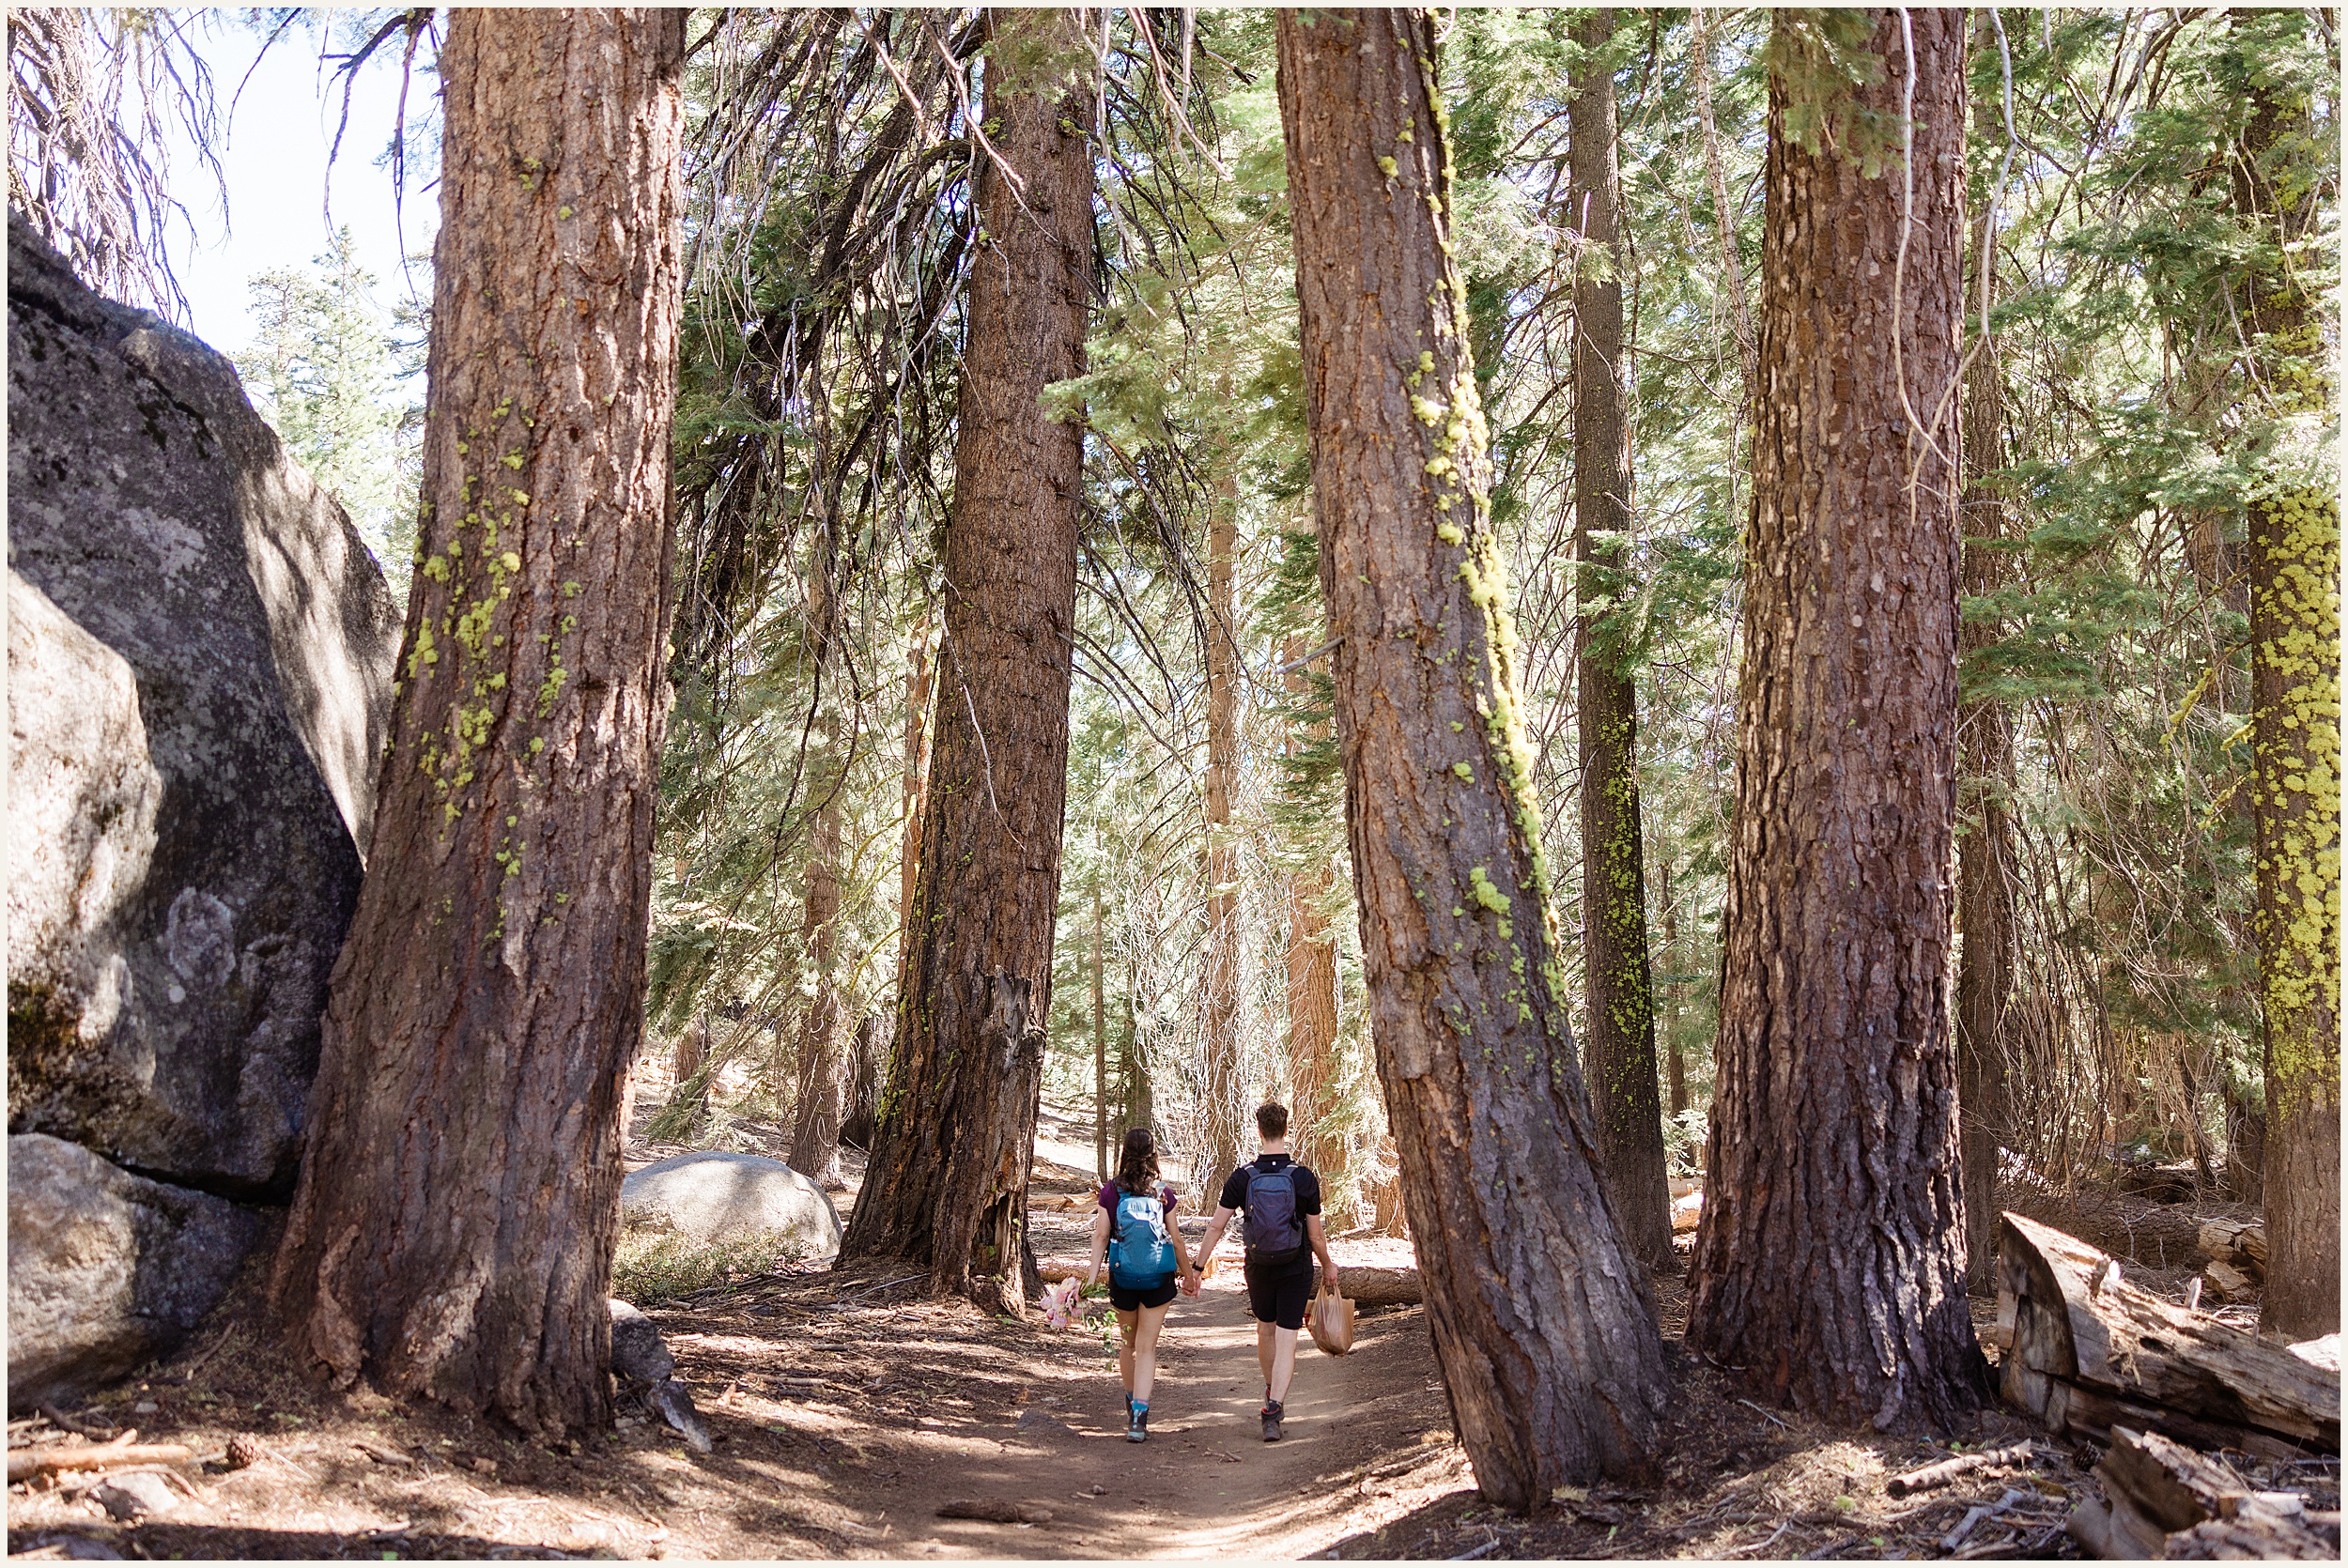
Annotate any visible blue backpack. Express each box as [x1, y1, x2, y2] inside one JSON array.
[[1107, 1189, 1179, 1288]]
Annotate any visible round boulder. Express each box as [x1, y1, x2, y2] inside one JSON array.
[[620, 1152, 842, 1258]]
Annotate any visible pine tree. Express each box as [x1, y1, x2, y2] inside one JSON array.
[[1276, 6, 1668, 1501], [270, 8, 687, 1434], [837, 8, 1095, 1312], [238, 227, 419, 600], [1568, 9, 1673, 1269], [1685, 8, 1990, 1428], [2232, 8, 2340, 1341]]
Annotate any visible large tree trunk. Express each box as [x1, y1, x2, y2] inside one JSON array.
[[839, 1013, 880, 1152], [1120, 986, 1152, 1137], [1659, 853, 1687, 1120], [786, 781, 845, 1186], [1685, 8, 1988, 1431], [1956, 188, 2018, 1299], [1092, 872, 1109, 1182], [896, 609, 933, 976], [1283, 638, 1347, 1199], [270, 8, 685, 1436], [1568, 10, 1672, 1271], [1201, 467, 1245, 1188], [672, 1014, 709, 1129], [1276, 8, 1668, 1503], [837, 8, 1090, 1314], [2237, 19, 2340, 1340]]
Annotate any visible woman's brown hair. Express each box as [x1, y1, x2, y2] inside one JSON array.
[[1115, 1126, 1161, 1196]]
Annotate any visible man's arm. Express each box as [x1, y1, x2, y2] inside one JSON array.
[[1172, 1195, 1200, 1292], [1192, 1206, 1235, 1272], [1307, 1212, 1339, 1292]]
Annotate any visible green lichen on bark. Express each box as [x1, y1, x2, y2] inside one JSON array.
[[2252, 483, 2340, 1092]]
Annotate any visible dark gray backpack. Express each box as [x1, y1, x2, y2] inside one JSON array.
[[1243, 1161, 1305, 1265]]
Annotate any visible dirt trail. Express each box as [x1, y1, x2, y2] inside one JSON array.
[[30, 1094, 2268, 1560], [889, 1261, 1459, 1560]]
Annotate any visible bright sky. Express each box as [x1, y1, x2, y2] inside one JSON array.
[[162, 14, 440, 357]]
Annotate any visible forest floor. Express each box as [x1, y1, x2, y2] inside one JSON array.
[[8, 1100, 2333, 1561]]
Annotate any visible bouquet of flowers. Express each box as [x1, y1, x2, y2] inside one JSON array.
[[1042, 1276, 1082, 1330]]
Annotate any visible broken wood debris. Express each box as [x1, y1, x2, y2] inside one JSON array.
[[2068, 1425, 2338, 1560], [8, 1432, 192, 1485], [1887, 1441, 2036, 1497], [1995, 1212, 2340, 1458]]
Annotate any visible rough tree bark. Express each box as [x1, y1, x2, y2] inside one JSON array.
[[2236, 14, 2340, 1341], [1685, 8, 1990, 1430], [1277, 8, 1668, 1502], [1283, 635, 1347, 1195], [270, 8, 685, 1435], [1201, 466, 1246, 1187], [1956, 193, 2018, 1299], [1659, 854, 1687, 1121], [673, 1014, 708, 1125], [896, 609, 933, 976], [786, 776, 845, 1185], [1092, 871, 1108, 1181], [837, 8, 1091, 1313], [1569, 9, 1672, 1270], [1120, 985, 1153, 1136], [839, 1013, 881, 1152]]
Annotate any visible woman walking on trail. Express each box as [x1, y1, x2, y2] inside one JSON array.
[[1085, 1127, 1200, 1442]]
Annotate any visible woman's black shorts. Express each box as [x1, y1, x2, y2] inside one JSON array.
[[1244, 1257, 1313, 1330], [1110, 1276, 1179, 1312]]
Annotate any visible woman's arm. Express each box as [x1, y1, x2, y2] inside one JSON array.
[[1085, 1204, 1112, 1284]]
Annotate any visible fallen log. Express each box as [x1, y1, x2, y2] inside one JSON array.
[[7, 1441, 192, 1484], [2000, 1179, 2204, 1269], [1034, 1256, 1425, 1307], [1312, 1265, 1420, 1308], [1886, 1441, 2035, 1498], [2067, 1425, 2335, 1560], [1996, 1212, 2339, 1458]]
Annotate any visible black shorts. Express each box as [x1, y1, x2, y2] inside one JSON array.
[[1244, 1257, 1313, 1330], [1109, 1277, 1179, 1312]]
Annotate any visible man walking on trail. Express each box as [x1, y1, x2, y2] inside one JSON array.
[[1189, 1102, 1341, 1441]]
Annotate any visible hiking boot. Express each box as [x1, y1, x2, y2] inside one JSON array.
[[1123, 1389, 1135, 1422], [1127, 1405, 1149, 1443], [1260, 1400, 1284, 1442]]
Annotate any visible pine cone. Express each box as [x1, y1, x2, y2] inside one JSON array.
[[224, 1432, 265, 1470]]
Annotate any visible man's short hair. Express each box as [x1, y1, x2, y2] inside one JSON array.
[[1256, 1101, 1289, 1140]]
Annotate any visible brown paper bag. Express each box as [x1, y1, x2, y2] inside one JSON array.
[[1307, 1284, 1355, 1355]]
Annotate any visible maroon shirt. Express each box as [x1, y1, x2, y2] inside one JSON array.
[[1098, 1181, 1179, 1217]]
